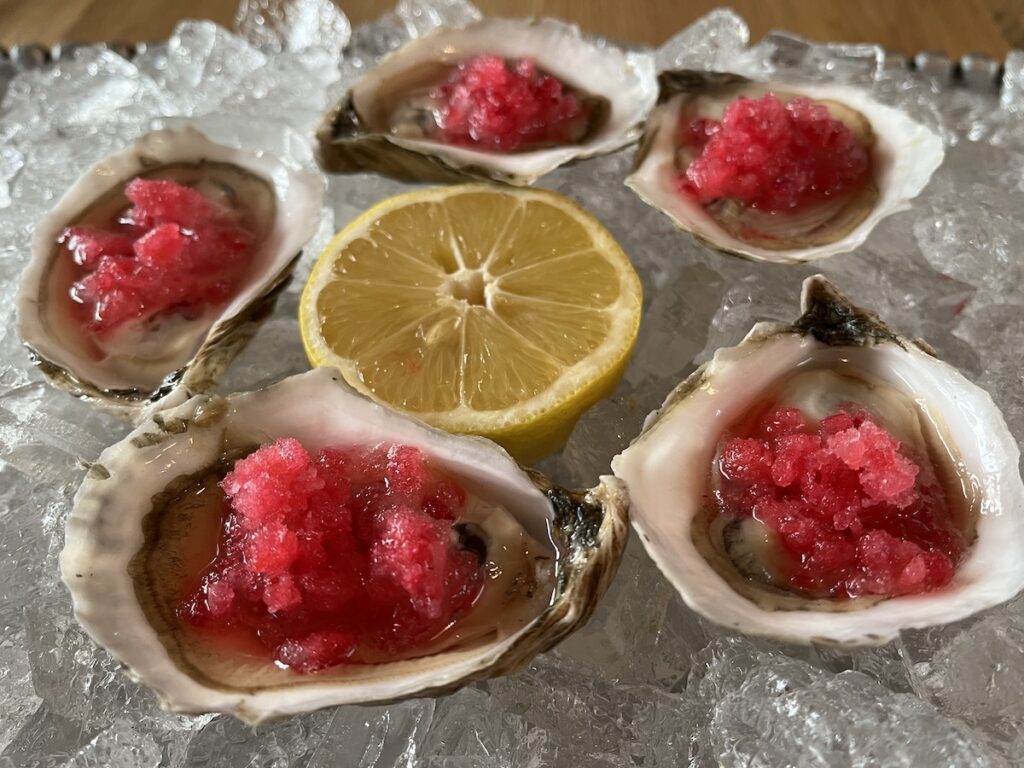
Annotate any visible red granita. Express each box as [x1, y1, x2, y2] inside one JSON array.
[[62, 178, 254, 336], [178, 439, 483, 674], [715, 405, 965, 598], [430, 55, 591, 152], [678, 93, 871, 212]]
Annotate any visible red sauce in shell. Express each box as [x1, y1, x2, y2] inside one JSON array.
[[63, 178, 253, 336], [715, 406, 965, 598], [430, 55, 591, 152], [178, 439, 483, 674], [678, 93, 871, 213]]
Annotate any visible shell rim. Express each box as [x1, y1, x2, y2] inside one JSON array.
[[613, 275, 1024, 645], [624, 70, 946, 264], [14, 126, 325, 414], [316, 17, 658, 185], [60, 368, 629, 723]]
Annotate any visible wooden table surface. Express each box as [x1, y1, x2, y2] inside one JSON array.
[[1, 0, 1021, 58]]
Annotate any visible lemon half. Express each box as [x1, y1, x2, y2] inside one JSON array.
[[300, 184, 642, 462]]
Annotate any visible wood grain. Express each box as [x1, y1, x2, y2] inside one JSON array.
[[0, 0, 1016, 58]]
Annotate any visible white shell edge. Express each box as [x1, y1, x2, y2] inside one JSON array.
[[351, 18, 658, 184], [60, 368, 565, 723], [611, 285, 1024, 645], [625, 81, 945, 263], [16, 126, 325, 405]]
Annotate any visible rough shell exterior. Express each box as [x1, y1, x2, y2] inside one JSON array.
[[626, 71, 945, 263], [611, 276, 1024, 645], [16, 127, 324, 419], [316, 18, 657, 185], [61, 368, 629, 723]]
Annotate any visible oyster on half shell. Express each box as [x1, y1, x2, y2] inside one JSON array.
[[316, 18, 657, 185], [61, 368, 628, 723], [626, 71, 945, 263], [612, 276, 1024, 645], [16, 127, 324, 418]]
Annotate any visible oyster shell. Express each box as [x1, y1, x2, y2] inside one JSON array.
[[16, 127, 324, 418], [316, 18, 657, 185], [61, 368, 628, 723], [626, 71, 945, 263], [611, 276, 1024, 645]]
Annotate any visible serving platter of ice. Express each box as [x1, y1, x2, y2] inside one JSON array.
[[2, 0, 1024, 764]]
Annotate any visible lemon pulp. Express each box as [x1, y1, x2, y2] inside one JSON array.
[[300, 184, 642, 462]]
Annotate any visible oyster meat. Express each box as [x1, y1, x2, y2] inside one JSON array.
[[16, 127, 324, 417], [612, 276, 1024, 645], [61, 368, 628, 723], [626, 71, 944, 263], [317, 18, 657, 184]]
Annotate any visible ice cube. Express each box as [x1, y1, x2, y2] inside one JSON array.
[[235, 0, 351, 57], [656, 8, 749, 72]]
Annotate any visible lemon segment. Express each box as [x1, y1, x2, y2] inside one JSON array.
[[300, 184, 642, 463]]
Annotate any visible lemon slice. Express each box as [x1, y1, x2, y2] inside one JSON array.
[[300, 184, 642, 462]]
